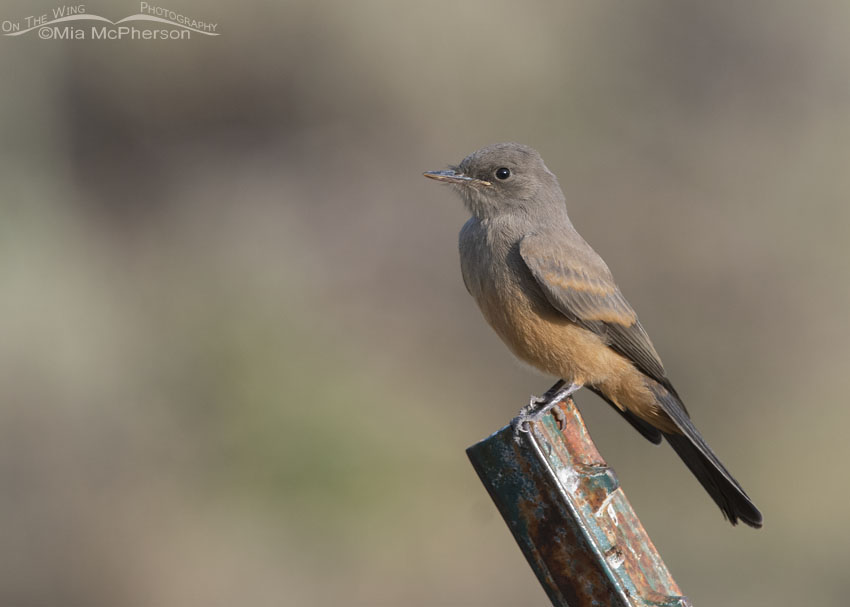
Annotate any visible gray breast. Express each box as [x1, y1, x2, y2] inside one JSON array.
[[458, 217, 549, 322]]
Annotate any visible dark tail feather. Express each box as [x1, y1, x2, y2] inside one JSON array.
[[652, 387, 763, 528], [664, 432, 762, 528]]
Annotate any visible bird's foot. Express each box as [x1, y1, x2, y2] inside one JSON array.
[[552, 406, 568, 431], [511, 382, 582, 436], [510, 398, 541, 435]]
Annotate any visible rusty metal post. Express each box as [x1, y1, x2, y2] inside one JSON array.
[[466, 397, 691, 607]]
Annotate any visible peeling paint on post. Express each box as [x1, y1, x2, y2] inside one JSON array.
[[466, 398, 692, 607]]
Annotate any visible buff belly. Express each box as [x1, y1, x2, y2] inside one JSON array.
[[475, 289, 677, 433]]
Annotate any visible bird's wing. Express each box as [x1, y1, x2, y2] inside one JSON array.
[[519, 233, 670, 390]]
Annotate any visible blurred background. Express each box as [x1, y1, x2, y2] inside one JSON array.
[[1, 0, 848, 605]]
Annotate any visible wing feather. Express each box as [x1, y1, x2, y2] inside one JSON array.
[[519, 233, 670, 389]]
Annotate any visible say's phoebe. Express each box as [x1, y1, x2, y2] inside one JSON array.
[[424, 142, 762, 528]]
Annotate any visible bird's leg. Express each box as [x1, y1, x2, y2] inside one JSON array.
[[538, 380, 567, 405], [512, 381, 582, 434], [537, 380, 571, 431], [513, 380, 564, 425]]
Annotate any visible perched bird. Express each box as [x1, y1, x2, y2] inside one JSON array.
[[424, 143, 762, 528]]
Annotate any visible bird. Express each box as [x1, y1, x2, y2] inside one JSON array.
[[423, 142, 762, 528]]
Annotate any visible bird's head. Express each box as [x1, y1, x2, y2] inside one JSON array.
[[424, 142, 564, 220]]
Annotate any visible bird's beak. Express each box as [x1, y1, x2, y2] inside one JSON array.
[[423, 169, 491, 187]]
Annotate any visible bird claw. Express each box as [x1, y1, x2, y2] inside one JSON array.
[[512, 384, 581, 437], [552, 405, 568, 431], [510, 395, 547, 436], [510, 412, 532, 436]]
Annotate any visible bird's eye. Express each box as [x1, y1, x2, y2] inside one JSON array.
[[495, 167, 511, 180]]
